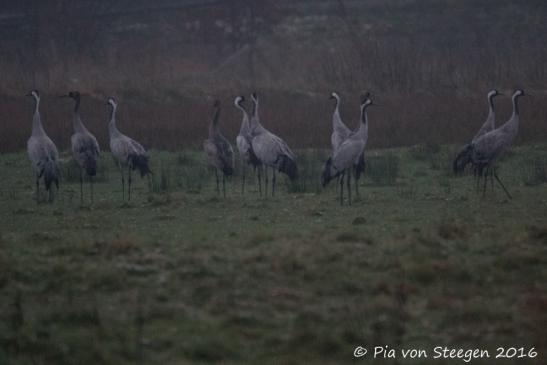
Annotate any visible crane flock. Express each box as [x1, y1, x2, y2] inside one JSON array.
[[24, 89, 527, 205], [453, 89, 527, 199]]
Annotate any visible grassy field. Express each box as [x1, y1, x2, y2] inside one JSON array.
[[0, 144, 546, 364]]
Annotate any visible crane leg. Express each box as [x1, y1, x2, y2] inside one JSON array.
[[340, 172, 345, 206], [215, 169, 220, 195], [482, 167, 488, 197], [264, 167, 269, 197], [128, 166, 132, 201], [118, 163, 125, 201], [355, 175, 360, 198], [257, 166, 262, 196], [222, 174, 226, 198], [347, 169, 352, 206], [241, 161, 246, 195], [90, 175, 94, 203], [474, 164, 481, 193], [272, 168, 276, 197], [35, 174, 40, 204], [79, 167, 84, 205], [493, 171, 512, 199], [147, 174, 153, 194], [490, 169, 494, 191]]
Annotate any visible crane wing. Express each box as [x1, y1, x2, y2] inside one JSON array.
[[332, 139, 365, 172]]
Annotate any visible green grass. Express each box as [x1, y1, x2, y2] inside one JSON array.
[[1, 144, 547, 364]]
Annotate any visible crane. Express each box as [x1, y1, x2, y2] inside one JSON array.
[[61, 91, 100, 204], [26, 90, 60, 203]]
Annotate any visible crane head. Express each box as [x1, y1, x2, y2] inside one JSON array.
[[330, 92, 339, 100], [488, 89, 503, 98], [107, 97, 117, 108], [513, 89, 526, 98], [251, 92, 258, 104], [213, 99, 221, 108], [360, 93, 371, 104], [26, 90, 39, 99], [361, 97, 374, 109], [234, 96, 244, 107]]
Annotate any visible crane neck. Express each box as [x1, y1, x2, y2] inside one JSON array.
[[486, 94, 495, 124], [72, 96, 87, 133], [355, 104, 369, 137], [332, 99, 341, 124], [108, 105, 121, 137], [250, 98, 265, 132], [361, 105, 369, 125], [499, 94, 521, 135], [252, 96, 261, 123], [31, 96, 45, 136], [236, 103, 250, 134], [488, 94, 495, 113], [209, 106, 220, 137], [512, 94, 520, 116]]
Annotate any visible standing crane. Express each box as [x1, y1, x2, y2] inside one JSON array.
[[453, 89, 502, 190], [26, 90, 60, 203], [203, 100, 234, 197], [249, 92, 297, 196], [61, 91, 100, 204], [462, 89, 527, 198], [235, 96, 260, 194], [322, 95, 373, 206], [107, 97, 152, 201], [329, 92, 367, 196]]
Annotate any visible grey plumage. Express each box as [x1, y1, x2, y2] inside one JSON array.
[[62, 91, 100, 203], [249, 92, 297, 196], [235, 96, 260, 194], [204, 100, 234, 197], [466, 89, 526, 198], [322, 96, 372, 205], [107, 97, 152, 201], [329, 92, 367, 195], [26, 90, 60, 203], [453, 89, 501, 175], [330, 92, 351, 151]]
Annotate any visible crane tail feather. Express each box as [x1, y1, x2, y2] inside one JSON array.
[[353, 152, 365, 180], [84, 157, 98, 176], [129, 154, 152, 177], [321, 157, 337, 187], [43, 158, 60, 193], [453, 144, 474, 175], [277, 155, 298, 181]]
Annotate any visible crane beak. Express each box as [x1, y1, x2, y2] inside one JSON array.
[[25, 93, 32, 97], [58, 94, 69, 98]]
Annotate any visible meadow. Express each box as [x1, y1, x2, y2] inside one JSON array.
[[1, 144, 546, 364]]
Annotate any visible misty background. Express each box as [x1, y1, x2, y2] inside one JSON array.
[[1, 0, 546, 152]]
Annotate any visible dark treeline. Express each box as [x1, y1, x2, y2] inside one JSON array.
[[0, 0, 546, 152]]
